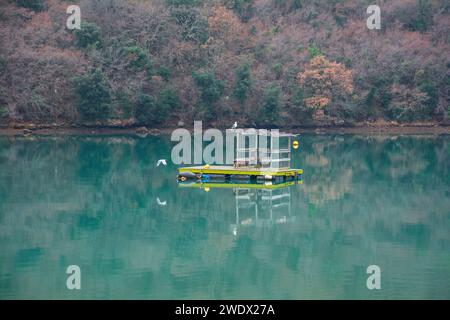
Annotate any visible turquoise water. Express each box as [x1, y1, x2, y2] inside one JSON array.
[[0, 134, 449, 299]]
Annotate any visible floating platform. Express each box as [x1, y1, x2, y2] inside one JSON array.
[[178, 165, 303, 183], [178, 180, 302, 190]]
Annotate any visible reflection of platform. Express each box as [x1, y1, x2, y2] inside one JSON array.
[[177, 179, 301, 234], [178, 181, 301, 189], [231, 186, 295, 233]]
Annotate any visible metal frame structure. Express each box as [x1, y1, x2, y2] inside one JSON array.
[[235, 129, 295, 170]]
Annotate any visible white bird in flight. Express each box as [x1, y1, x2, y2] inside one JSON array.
[[232, 122, 238, 129]]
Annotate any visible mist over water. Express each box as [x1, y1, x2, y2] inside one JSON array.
[[0, 134, 449, 299]]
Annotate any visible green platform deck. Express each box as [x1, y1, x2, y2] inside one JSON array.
[[178, 165, 303, 177], [178, 181, 302, 189]]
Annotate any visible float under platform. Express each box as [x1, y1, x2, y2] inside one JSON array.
[[178, 166, 303, 183], [179, 166, 302, 176], [178, 181, 302, 190]]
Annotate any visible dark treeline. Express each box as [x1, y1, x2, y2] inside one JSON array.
[[0, 0, 449, 128]]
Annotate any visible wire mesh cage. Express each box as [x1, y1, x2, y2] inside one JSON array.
[[234, 129, 296, 170]]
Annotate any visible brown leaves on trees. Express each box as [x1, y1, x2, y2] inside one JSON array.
[[208, 5, 248, 49], [390, 84, 430, 121], [298, 56, 353, 111]]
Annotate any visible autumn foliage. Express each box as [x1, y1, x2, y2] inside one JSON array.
[[0, 0, 448, 126], [298, 56, 353, 114], [208, 5, 242, 39]]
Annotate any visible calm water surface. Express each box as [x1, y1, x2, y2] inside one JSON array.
[[0, 134, 449, 299]]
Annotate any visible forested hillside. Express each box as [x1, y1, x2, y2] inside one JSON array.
[[0, 0, 449, 128]]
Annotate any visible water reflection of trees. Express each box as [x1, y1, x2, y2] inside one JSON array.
[[0, 135, 449, 299], [300, 134, 450, 205]]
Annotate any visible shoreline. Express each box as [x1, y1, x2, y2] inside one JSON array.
[[0, 123, 449, 136]]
